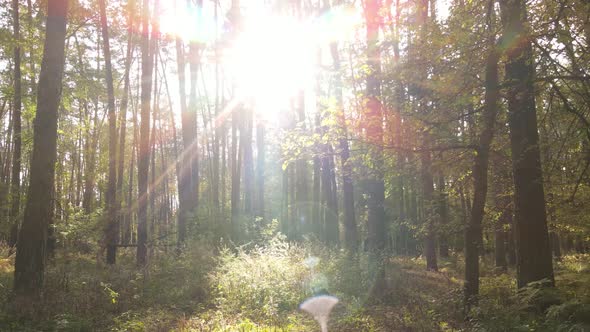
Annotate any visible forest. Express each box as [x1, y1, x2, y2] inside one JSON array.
[[0, 0, 589, 330]]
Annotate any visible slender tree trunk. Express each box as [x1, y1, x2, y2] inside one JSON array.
[[230, 102, 241, 240], [174, 21, 189, 247], [137, 0, 153, 266], [99, 0, 119, 265], [175, 31, 199, 246], [414, 0, 437, 271], [149, 53, 158, 256], [464, 20, 500, 301], [116, 0, 135, 251], [82, 107, 98, 213], [321, 152, 338, 246], [14, 0, 68, 296], [438, 174, 449, 258], [547, 194, 561, 260], [125, 107, 138, 245], [421, 141, 438, 271], [26, 0, 36, 93], [330, 42, 356, 251], [364, 0, 386, 252], [312, 123, 321, 237], [294, 92, 309, 237], [255, 123, 265, 218], [494, 190, 509, 271], [281, 165, 289, 236], [9, 0, 22, 249], [242, 109, 254, 215], [500, 0, 554, 288]]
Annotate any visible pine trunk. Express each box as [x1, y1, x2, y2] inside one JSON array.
[[14, 0, 68, 296], [500, 0, 554, 288]]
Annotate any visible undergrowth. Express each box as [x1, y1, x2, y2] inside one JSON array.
[[0, 240, 588, 331]]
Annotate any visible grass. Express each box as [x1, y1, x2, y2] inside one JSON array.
[[0, 241, 588, 331]]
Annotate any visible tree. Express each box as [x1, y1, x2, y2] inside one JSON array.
[[364, 0, 386, 252], [176, 0, 200, 247], [13, 0, 69, 296], [116, 0, 135, 247], [137, 0, 154, 266], [330, 41, 356, 251], [99, 0, 118, 265], [9, 0, 22, 249], [415, 0, 437, 271], [464, 1, 500, 301], [500, 0, 554, 288]]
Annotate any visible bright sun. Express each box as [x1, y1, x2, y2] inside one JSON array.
[[158, 2, 361, 123], [226, 13, 316, 119]]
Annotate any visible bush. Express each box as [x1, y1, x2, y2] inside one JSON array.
[[210, 234, 311, 326]]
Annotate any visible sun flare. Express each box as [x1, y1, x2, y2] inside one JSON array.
[[158, 2, 362, 123], [225, 13, 316, 119]]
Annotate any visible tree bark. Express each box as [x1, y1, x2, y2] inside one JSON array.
[[99, 0, 119, 265], [174, 22, 188, 247], [9, 0, 22, 249], [500, 0, 554, 288], [14, 0, 68, 297], [364, 0, 386, 252], [465, 27, 500, 301], [115, 0, 135, 251], [242, 109, 254, 215], [438, 174, 449, 258], [330, 42, 356, 251], [255, 123, 265, 218], [137, 0, 154, 266]]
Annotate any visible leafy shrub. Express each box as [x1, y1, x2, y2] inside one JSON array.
[[210, 234, 310, 326], [514, 279, 562, 313], [546, 300, 590, 324]]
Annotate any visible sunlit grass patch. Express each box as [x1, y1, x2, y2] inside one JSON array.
[[558, 254, 590, 274], [209, 235, 311, 327]]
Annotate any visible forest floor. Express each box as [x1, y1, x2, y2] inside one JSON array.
[[0, 240, 589, 331]]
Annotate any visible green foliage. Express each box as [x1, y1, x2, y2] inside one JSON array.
[[210, 235, 310, 326], [470, 255, 590, 332], [56, 207, 102, 254]]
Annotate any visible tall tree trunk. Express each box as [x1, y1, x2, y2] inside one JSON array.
[[364, 0, 386, 252], [255, 123, 265, 218], [421, 141, 437, 271], [231, 109, 242, 240], [137, 0, 154, 266], [116, 0, 135, 251], [174, 17, 188, 247], [99, 0, 119, 265], [242, 109, 254, 215], [175, 34, 200, 246], [464, 12, 500, 301], [294, 92, 309, 237], [330, 42, 356, 251], [438, 174, 449, 258], [506, 205, 516, 266], [547, 194, 561, 260], [494, 189, 509, 271], [9, 0, 22, 249], [364, 0, 387, 301], [14, 0, 68, 296], [82, 105, 100, 213], [312, 120, 321, 237], [151, 0, 161, 250], [321, 151, 338, 246], [500, 0, 554, 288], [26, 0, 36, 94], [125, 106, 138, 245], [414, 0, 437, 271]]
